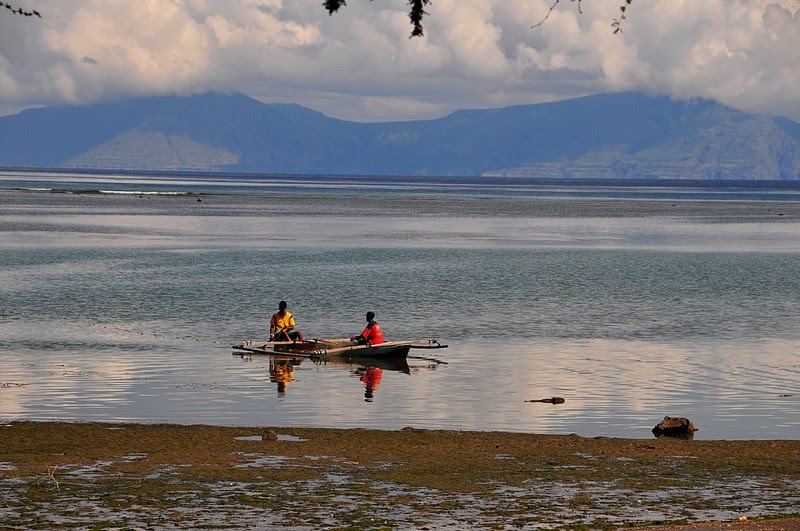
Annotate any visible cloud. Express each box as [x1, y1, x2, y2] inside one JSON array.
[[0, 0, 798, 121]]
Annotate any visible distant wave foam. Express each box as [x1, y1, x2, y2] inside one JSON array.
[[98, 190, 191, 196]]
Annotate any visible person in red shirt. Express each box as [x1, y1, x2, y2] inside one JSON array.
[[351, 311, 384, 345]]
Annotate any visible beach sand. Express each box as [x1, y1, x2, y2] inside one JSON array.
[[1, 422, 798, 529]]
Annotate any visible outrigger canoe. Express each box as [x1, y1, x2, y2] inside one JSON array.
[[231, 337, 447, 360]]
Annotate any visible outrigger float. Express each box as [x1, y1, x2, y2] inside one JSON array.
[[231, 337, 447, 360]]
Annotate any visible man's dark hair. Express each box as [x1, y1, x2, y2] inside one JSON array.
[[366, 311, 375, 321], [279, 300, 287, 309]]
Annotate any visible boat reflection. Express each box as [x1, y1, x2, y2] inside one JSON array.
[[236, 351, 442, 399], [313, 354, 412, 374]]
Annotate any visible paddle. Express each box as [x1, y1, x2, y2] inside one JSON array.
[[240, 339, 315, 347]]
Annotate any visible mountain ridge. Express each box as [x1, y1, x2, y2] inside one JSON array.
[[1, 92, 799, 179]]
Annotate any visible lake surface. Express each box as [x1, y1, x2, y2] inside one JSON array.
[[1, 171, 799, 439]]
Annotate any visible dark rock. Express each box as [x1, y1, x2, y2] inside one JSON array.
[[262, 429, 278, 441], [652, 416, 697, 438]]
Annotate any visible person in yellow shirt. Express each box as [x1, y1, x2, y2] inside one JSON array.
[[269, 300, 305, 342]]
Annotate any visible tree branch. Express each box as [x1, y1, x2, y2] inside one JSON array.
[[532, 0, 581, 29], [323, 0, 633, 37], [0, 2, 42, 17], [532, 0, 633, 34], [611, 0, 634, 34]]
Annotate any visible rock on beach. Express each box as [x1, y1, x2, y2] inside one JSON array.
[[652, 416, 697, 438]]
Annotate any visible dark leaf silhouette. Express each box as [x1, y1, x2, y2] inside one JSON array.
[[0, 2, 41, 17], [325, 0, 430, 38]]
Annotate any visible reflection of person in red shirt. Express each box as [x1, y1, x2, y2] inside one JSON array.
[[360, 367, 383, 401], [351, 311, 384, 345]]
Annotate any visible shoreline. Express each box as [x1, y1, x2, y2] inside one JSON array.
[[2, 421, 798, 529]]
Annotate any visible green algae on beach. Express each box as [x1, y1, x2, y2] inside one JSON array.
[[1, 422, 798, 529]]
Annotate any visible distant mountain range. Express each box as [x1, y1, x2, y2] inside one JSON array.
[[1, 91, 799, 180]]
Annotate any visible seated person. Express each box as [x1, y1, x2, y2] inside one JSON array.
[[350, 311, 384, 345], [270, 300, 305, 342]]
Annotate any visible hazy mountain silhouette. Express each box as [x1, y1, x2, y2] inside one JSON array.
[[1, 91, 799, 179]]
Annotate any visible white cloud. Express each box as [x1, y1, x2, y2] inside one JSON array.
[[0, 0, 798, 121]]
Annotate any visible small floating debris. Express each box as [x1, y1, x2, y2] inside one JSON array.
[[98, 190, 192, 196], [525, 397, 565, 404]]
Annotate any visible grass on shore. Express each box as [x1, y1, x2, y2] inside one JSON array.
[[1, 422, 799, 529]]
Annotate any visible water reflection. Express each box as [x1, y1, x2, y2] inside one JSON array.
[[268, 357, 299, 397], [241, 353, 436, 402], [355, 367, 383, 402], [315, 355, 413, 375]]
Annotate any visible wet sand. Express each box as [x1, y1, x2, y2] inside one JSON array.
[[1, 422, 798, 529]]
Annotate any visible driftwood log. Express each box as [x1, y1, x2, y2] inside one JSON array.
[[525, 397, 565, 404]]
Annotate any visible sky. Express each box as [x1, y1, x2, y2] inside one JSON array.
[[1, 0, 799, 122]]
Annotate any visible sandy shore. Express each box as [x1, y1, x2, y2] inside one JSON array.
[[1, 422, 798, 529]]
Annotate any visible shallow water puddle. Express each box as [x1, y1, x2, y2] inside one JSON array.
[[234, 435, 262, 441], [232, 453, 289, 468], [2, 470, 797, 529], [62, 461, 119, 480], [234, 433, 308, 442], [278, 434, 307, 442], [121, 453, 148, 462], [231, 452, 346, 469]]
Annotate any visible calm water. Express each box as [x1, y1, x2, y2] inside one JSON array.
[[1, 171, 799, 439]]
